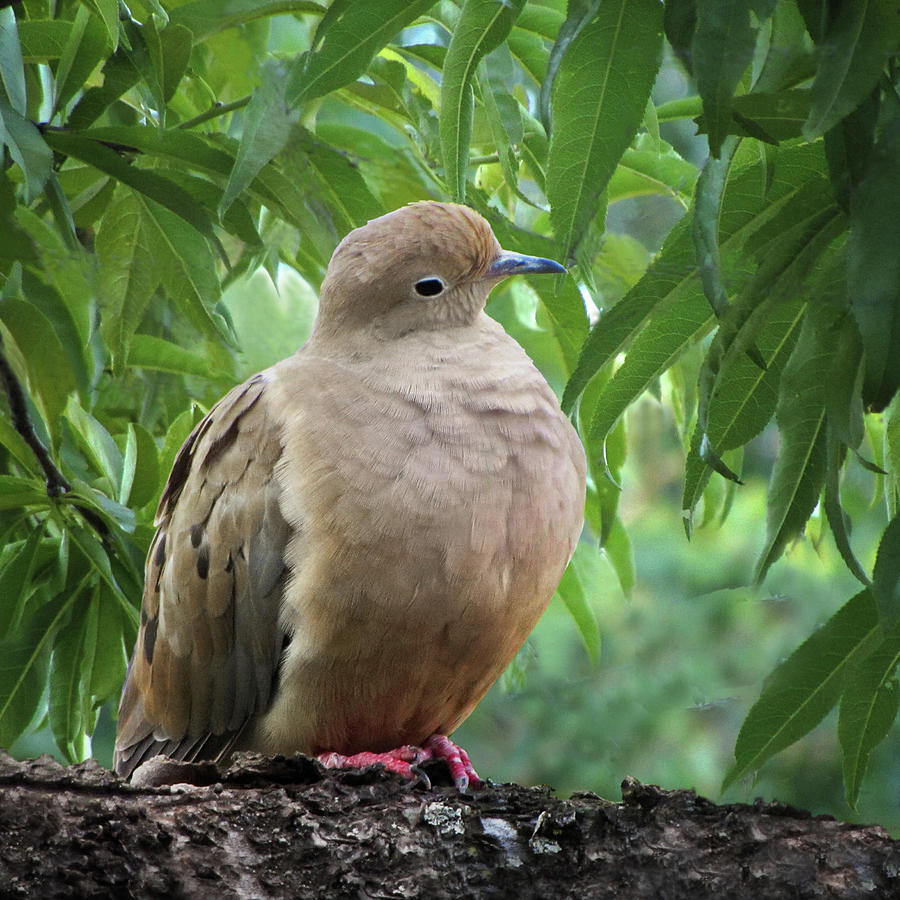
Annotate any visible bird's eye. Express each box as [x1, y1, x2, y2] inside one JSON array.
[[414, 277, 445, 297]]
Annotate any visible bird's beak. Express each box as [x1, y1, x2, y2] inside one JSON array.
[[486, 251, 566, 280]]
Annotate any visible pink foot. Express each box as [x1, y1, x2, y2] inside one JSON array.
[[420, 734, 482, 793], [317, 745, 426, 781], [317, 734, 482, 792]]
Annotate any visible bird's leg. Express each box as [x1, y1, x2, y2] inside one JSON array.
[[316, 734, 482, 792]]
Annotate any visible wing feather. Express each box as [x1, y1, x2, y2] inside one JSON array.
[[114, 374, 291, 777]]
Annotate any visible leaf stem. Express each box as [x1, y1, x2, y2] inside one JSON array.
[[177, 95, 252, 130]]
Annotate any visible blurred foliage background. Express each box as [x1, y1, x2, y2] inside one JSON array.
[[2, 0, 900, 833]]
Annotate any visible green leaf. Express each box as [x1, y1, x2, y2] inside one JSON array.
[[694, 90, 813, 143], [683, 299, 805, 523], [66, 520, 127, 604], [562, 218, 693, 414], [0, 98, 53, 202], [67, 49, 141, 130], [170, 0, 326, 41], [121, 422, 159, 509], [723, 590, 878, 791], [54, 5, 110, 115], [848, 121, 900, 412], [839, 617, 900, 807], [588, 286, 713, 442], [440, 0, 525, 201], [824, 430, 870, 587], [0, 527, 45, 638], [871, 516, 900, 629], [79, 0, 119, 51], [0, 596, 68, 749], [603, 515, 634, 597], [278, 124, 384, 243], [95, 189, 160, 371], [126, 333, 233, 382], [547, 0, 663, 261], [0, 297, 77, 430], [42, 130, 221, 249], [144, 20, 192, 105], [49, 589, 98, 761], [663, 0, 696, 71], [608, 143, 698, 205], [693, 136, 740, 318], [477, 46, 525, 199], [286, 0, 434, 107], [0, 6, 27, 113], [17, 20, 74, 62], [157, 405, 204, 499], [803, 0, 900, 141], [88, 583, 128, 701], [555, 544, 601, 666], [755, 315, 828, 582], [220, 59, 293, 217], [134, 193, 227, 344], [64, 397, 124, 494], [0, 475, 51, 512], [692, 0, 776, 157], [19, 267, 92, 398]]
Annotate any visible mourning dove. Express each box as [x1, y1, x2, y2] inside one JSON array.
[[114, 202, 586, 790]]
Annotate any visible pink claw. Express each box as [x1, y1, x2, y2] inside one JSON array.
[[317, 734, 482, 792]]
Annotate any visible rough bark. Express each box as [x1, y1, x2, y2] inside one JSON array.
[[1, 751, 898, 899]]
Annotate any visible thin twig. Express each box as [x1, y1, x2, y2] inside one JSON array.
[[177, 95, 252, 130], [0, 342, 108, 536], [0, 346, 71, 496]]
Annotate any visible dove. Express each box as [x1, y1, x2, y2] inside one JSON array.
[[114, 201, 586, 790]]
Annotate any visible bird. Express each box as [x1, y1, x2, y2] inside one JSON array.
[[114, 201, 586, 790]]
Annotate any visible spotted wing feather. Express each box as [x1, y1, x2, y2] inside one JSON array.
[[114, 374, 291, 777]]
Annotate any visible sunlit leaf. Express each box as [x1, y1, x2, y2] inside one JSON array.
[[287, 0, 434, 106], [440, 0, 525, 201]]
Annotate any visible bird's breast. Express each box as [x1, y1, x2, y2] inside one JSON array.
[[258, 324, 585, 754]]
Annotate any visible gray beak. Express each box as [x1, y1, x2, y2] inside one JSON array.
[[487, 251, 567, 279]]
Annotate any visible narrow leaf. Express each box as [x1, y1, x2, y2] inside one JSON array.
[[0, 597, 68, 749], [723, 590, 878, 790], [871, 516, 900, 629], [0, 98, 52, 201], [547, 0, 663, 261], [755, 315, 828, 582], [839, 618, 900, 807], [95, 189, 160, 371], [440, 0, 525, 201], [848, 120, 900, 412], [220, 59, 293, 217], [803, 0, 900, 141], [286, 0, 434, 106]]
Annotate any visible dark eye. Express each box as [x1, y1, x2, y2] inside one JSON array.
[[414, 278, 445, 297]]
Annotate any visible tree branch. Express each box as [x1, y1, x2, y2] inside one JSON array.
[[0, 343, 71, 496], [0, 339, 108, 536]]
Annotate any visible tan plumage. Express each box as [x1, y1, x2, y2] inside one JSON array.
[[115, 202, 586, 782]]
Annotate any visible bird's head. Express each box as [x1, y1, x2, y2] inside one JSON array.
[[314, 202, 565, 338]]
